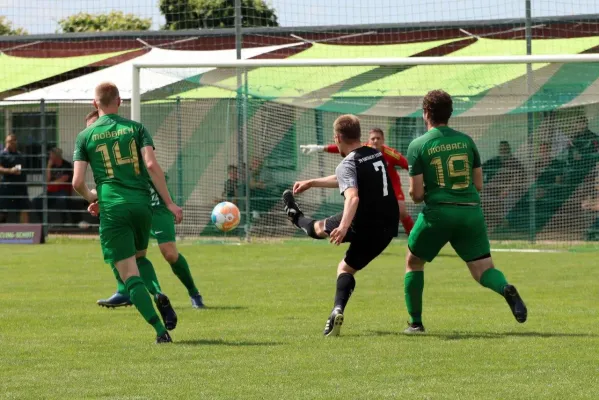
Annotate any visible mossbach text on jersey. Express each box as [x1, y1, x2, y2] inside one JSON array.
[[427, 142, 468, 156], [92, 127, 135, 142]]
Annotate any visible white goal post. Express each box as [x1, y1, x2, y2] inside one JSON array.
[[131, 54, 599, 121], [130, 53, 599, 241]]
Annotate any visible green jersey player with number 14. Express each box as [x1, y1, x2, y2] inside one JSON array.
[[84, 110, 204, 310], [403, 90, 527, 334], [73, 82, 184, 343]]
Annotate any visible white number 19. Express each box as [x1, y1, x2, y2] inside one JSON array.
[[373, 161, 389, 197]]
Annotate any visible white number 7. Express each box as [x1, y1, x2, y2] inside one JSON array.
[[373, 160, 389, 196]]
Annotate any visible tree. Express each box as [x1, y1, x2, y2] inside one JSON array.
[[0, 16, 27, 35], [160, 0, 279, 31], [58, 11, 152, 33]]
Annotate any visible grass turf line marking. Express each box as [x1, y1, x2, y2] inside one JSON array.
[[490, 248, 565, 253]]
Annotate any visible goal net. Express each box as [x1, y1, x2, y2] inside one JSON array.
[[136, 52, 599, 243]]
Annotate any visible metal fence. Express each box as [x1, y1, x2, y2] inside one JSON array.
[[2, 98, 598, 242]]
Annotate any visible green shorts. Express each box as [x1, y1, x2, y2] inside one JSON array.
[[408, 205, 490, 262], [150, 206, 176, 244], [99, 203, 152, 264]]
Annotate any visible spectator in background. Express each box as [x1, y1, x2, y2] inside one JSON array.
[[0, 134, 29, 223], [249, 157, 270, 192], [567, 116, 599, 171], [481, 141, 526, 228], [535, 142, 566, 203], [566, 115, 599, 211], [222, 164, 241, 204], [34, 147, 74, 224], [482, 141, 523, 184]]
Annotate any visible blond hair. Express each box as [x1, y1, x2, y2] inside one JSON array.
[[333, 114, 361, 142], [94, 82, 120, 107]]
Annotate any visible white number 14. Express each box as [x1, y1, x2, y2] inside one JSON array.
[[373, 161, 389, 196]]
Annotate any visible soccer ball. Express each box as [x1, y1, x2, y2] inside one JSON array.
[[211, 202, 241, 232]]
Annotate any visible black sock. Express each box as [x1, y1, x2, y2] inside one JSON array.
[[296, 216, 324, 240], [334, 273, 356, 312]]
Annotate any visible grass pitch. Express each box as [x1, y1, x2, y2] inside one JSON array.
[[1, 239, 598, 399]]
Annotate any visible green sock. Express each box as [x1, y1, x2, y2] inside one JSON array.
[[136, 257, 162, 296], [125, 276, 166, 336], [479, 268, 508, 295], [110, 263, 127, 295], [404, 271, 424, 324], [170, 254, 199, 297]]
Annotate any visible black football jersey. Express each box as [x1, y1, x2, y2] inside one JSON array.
[[335, 146, 399, 235]]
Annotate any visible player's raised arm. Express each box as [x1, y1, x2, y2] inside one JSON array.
[[140, 146, 183, 224], [383, 146, 409, 170], [300, 144, 340, 155], [293, 174, 338, 194]]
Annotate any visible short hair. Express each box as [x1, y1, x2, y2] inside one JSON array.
[[227, 165, 238, 172], [333, 114, 361, 143], [94, 82, 120, 107], [422, 90, 453, 125], [85, 109, 99, 123], [369, 127, 384, 137], [49, 147, 63, 158]]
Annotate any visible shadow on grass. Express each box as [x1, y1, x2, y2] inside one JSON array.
[[176, 339, 285, 347], [366, 330, 598, 340]]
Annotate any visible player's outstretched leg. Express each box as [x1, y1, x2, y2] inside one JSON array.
[[137, 256, 163, 296], [156, 332, 173, 344], [155, 293, 178, 330], [97, 263, 132, 308], [324, 263, 357, 337], [117, 257, 171, 343], [503, 284, 527, 323], [282, 190, 327, 239], [404, 249, 426, 334], [136, 255, 178, 330], [160, 243, 204, 309], [469, 258, 527, 323]]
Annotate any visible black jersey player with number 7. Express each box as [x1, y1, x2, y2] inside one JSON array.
[[283, 114, 399, 337]]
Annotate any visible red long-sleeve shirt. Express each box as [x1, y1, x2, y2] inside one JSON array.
[[325, 143, 408, 200]]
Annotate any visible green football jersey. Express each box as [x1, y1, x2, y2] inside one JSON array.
[[407, 126, 481, 206], [73, 114, 154, 207]]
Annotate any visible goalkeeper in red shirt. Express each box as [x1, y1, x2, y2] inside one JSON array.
[[301, 128, 414, 235]]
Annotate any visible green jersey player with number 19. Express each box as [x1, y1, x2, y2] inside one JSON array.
[[403, 90, 527, 334], [87, 109, 204, 310], [73, 82, 183, 343]]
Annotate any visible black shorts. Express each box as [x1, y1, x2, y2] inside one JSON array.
[[324, 212, 394, 271], [0, 186, 30, 212]]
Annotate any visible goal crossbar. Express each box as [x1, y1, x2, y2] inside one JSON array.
[[131, 53, 599, 121], [133, 54, 599, 69]]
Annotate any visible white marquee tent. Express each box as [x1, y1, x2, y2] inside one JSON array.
[[3, 43, 302, 103]]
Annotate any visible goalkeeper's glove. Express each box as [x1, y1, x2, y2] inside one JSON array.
[[300, 144, 325, 155]]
